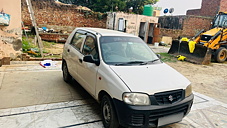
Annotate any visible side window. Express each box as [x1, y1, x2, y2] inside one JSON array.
[[70, 32, 86, 50], [82, 35, 98, 59]]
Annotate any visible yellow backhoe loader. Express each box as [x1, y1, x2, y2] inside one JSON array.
[[168, 12, 227, 64]]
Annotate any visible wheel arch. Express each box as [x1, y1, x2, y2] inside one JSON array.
[[98, 90, 111, 103]]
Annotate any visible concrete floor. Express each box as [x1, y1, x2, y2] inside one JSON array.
[[0, 61, 227, 128], [0, 62, 89, 109]]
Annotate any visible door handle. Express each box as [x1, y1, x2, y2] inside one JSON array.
[[79, 58, 83, 63], [67, 49, 70, 52]]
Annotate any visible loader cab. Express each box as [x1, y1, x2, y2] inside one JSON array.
[[212, 12, 227, 29]]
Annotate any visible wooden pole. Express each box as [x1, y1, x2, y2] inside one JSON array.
[[26, 0, 44, 58]]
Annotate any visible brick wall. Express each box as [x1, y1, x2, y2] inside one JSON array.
[[21, 0, 106, 33], [200, 0, 221, 17], [220, 0, 227, 13], [186, 9, 201, 16], [159, 16, 213, 39], [187, 0, 227, 17], [160, 29, 183, 39], [182, 16, 212, 37]]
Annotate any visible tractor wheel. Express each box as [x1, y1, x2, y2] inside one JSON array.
[[214, 47, 227, 63]]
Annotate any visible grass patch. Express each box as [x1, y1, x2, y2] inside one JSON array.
[[42, 41, 56, 48], [22, 37, 37, 51], [158, 53, 177, 62], [22, 37, 60, 58]]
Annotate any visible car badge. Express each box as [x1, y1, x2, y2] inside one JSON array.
[[169, 95, 173, 102]]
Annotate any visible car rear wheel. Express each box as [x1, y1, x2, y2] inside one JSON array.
[[101, 95, 119, 128], [62, 61, 72, 83], [214, 47, 227, 63]]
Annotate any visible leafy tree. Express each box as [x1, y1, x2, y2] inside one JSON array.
[[125, 0, 159, 14], [59, 0, 159, 14], [91, 0, 126, 12]]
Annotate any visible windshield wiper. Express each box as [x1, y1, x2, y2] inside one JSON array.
[[115, 61, 148, 66], [150, 59, 160, 63]]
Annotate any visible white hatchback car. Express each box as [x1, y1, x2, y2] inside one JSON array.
[[62, 28, 194, 128]]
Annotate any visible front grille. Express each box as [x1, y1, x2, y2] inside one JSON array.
[[154, 89, 184, 105], [131, 114, 144, 126], [201, 35, 212, 41]]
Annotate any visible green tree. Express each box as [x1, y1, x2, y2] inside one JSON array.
[[88, 0, 126, 12], [59, 0, 159, 14], [126, 0, 159, 14]]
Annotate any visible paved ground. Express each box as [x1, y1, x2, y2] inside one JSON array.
[[0, 54, 227, 127]]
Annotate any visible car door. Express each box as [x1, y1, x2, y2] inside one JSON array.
[[67, 30, 86, 79], [77, 33, 99, 96]]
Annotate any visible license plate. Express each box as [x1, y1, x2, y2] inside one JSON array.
[[158, 112, 184, 127]]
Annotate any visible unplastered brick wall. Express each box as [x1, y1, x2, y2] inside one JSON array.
[[220, 0, 227, 13], [182, 16, 212, 37], [159, 16, 213, 39], [200, 0, 221, 17], [186, 9, 201, 16], [187, 0, 227, 17], [21, 0, 106, 32]]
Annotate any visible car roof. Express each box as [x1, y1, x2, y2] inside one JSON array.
[[76, 27, 137, 37]]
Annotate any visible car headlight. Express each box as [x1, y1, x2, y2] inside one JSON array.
[[123, 92, 150, 105], [185, 85, 192, 97]]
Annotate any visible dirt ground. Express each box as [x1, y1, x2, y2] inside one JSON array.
[[166, 61, 227, 104], [44, 43, 64, 55]]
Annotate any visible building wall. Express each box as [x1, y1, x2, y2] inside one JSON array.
[[0, 0, 22, 59], [186, 9, 201, 16], [200, 0, 221, 17], [220, 0, 227, 13], [106, 12, 158, 36], [182, 16, 212, 37], [21, 0, 106, 33], [159, 16, 213, 39], [187, 0, 227, 17]]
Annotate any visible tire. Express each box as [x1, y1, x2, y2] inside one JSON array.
[[62, 61, 72, 83], [101, 95, 119, 128], [221, 44, 227, 49], [214, 47, 227, 63]]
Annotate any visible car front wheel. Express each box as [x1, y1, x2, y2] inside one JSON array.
[[101, 95, 119, 128]]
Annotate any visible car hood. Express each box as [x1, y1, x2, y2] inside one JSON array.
[[109, 63, 190, 95]]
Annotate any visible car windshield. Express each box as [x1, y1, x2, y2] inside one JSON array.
[[100, 36, 160, 65]]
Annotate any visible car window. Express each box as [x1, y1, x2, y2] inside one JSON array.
[[82, 35, 98, 59], [70, 32, 86, 50]]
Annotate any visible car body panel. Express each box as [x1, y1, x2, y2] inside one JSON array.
[[109, 63, 190, 95]]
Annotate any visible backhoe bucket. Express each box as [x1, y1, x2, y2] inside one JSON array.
[[168, 40, 212, 65]]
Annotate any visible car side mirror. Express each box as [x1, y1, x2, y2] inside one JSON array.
[[83, 55, 100, 66]]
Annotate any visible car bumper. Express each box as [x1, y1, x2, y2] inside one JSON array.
[[113, 94, 194, 128]]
